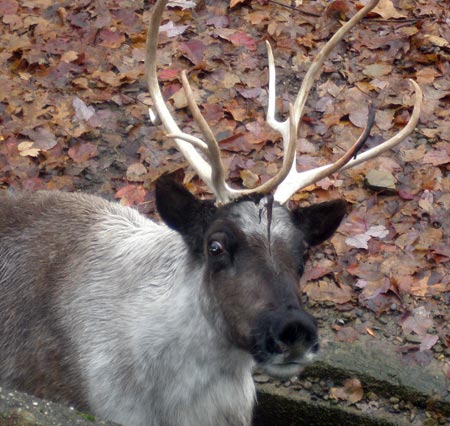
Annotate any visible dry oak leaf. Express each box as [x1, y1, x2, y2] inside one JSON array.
[[230, 0, 246, 8], [61, 50, 79, 63], [362, 63, 393, 78], [73, 97, 95, 121], [240, 169, 259, 189], [115, 185, 146, 207], [416, 67, 441, 85], [330, 378, 364, 404], [18, 142, 40, 157], [98, 29, 125, 49], [423, 35, 449, 48], [222, 71, 241, 89], [68, 143, 98, 164], [126, 163, 147, 182], [303, 280, 353, 304], [21, 127, 58, 151], [422, 148, 450, 166], [371, 0, 407, 19], [0, 0, 19, 15], [216, 29, 257, 51], [345, 225, 389, 250], [159, 21, 188, 38], [168, 0, 195, 9], [179, 40, 206, 66]]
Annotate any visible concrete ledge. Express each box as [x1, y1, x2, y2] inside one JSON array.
[[311, 336, 449, 415], [253, 335, 450, 425], [2, 335, 449, 426], [254, 386, 409, 426], [0, 386, 118, 426]]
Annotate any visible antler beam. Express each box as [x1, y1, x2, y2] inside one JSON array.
[[146, 0, 422, 206]]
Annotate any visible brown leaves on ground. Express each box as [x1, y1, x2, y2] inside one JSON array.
[[330, 378, 364, 404], [1, 0, 449, 365]]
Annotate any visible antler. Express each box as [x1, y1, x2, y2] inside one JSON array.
[[146, 0, 422, 206]]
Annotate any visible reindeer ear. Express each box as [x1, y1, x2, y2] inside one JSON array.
[[291, 200, 348, 246], [155, 175, 216, 251]]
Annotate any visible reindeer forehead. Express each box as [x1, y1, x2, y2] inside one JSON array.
[[221, 200, 296, 241]]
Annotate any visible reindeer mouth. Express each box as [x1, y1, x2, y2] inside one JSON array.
[[256, 343, 320, 379]]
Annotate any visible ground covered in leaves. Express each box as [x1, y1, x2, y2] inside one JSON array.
[[1, 0, 449, 414]]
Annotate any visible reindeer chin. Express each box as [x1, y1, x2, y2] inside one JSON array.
[[258, 347, 319, 380], [260, 361, 306, 380]]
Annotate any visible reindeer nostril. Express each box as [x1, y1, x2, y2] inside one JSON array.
[[278, 316, 317, 347], [311, 342, 320, 353], [279, 321, 302, 346]]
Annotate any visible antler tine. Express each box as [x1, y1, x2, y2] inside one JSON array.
[[261, 0, 383, 199], [178, 71, 229, 201], [274, 80, 423, 204], [146, 0, 234, 204], [291, 0, 381, 125]]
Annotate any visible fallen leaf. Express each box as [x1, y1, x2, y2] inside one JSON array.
[[357, 277, 391, 299], [0, 0, 18, 15], [345, 233, 371, 250], [222, 71, 241, 89], [364, 169, 396, 193], [330, 378, 364, 404], [345, 225, 389, 250], [73, 96, 95, 121], [422, 148, 450, 166], [216, 29, 257, 50], [179, 40, 206, 65], [126, 163, 147, 182], [98, 29, 125, 48], [168, 0, 195, 10], [420, 334, 439, 351], [349, 107, 370, 129], [372, 0, 407, 19], [61, 50, 79, 63], [20, 127, 57, 151], [423, 34, 449, 48], [400, 307, 433, 337], [240, 169, 259, 188], [18, 141, 40, 157], [68, 142, 98, 163], [159, 21, 189, 37], [304, 279, 353, 304], [115, 185, 146, 206], [230, 0, 246, 9], [362, 63, 393, 78]]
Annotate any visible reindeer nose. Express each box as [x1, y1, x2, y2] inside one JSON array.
[[273, 309, 318, 351]]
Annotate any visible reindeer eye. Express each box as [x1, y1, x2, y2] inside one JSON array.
[[208, 240, 224, 256]]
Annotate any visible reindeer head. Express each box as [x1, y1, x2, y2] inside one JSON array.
[[156, 176, 347, 378], [147, 0, 422, 377]]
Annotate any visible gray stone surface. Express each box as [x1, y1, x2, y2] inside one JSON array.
[[253, 335, 450, 425], [0, 386, 118, 426]]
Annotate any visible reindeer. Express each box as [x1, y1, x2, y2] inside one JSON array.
[[0, 0, 421, 425]]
